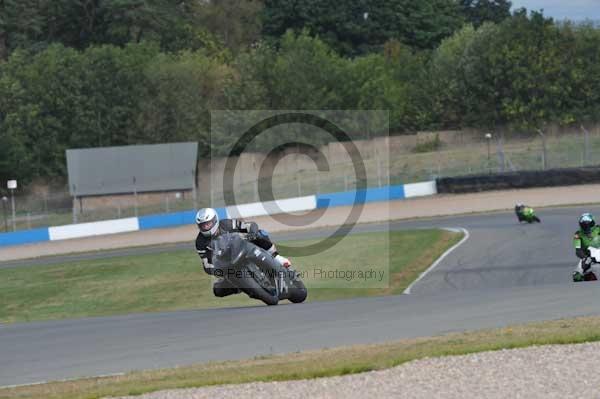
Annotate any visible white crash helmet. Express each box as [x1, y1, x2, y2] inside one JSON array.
[[196, 208, 219, 237]]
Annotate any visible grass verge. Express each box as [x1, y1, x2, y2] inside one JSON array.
[[3, 315, 600, 399], [0, 229, 461, 323]]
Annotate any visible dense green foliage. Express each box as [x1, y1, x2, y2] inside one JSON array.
[[0, 0, 254, 56], [459, 0, 512, 27], [1, 0, 600, 182], [262, 0, 465, 55]]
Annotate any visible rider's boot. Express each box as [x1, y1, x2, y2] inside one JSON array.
[[213, 278, 241, 297], [573, 260, 592, 282]]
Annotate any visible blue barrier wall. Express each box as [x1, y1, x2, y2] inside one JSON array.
[[1, 183, 435, 247], [138, 207, 228, 230], [0, 228, 50, 247], [316, 185, 405, 208]]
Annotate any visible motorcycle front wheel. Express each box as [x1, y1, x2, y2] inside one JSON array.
[[288, 278, 308, 303], [240, 264, 279, 306]]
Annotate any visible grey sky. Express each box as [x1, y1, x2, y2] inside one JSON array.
[[511, 0, 600, 21]]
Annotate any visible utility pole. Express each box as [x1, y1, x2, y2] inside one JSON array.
[[581, 125, 590, 166], [7, 180, 17, 231], [192, 169, 198, 210], [133, 177, 138, 217], [485, 133, 492, 174], [536, 129, 548, 170], [72, 184, 78, 223], [2, 196, 8, 232]]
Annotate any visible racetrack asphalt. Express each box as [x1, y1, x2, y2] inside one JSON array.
[[3, 205, 600, 387]]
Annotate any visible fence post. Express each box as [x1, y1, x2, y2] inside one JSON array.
[[133, 177, 138, 217], [496, 136, 506, 173], [581, 125, 590, 166], [72, 196, 78, 224], [537, 129, 547, 170], [10, 189, 16, 231], [208, 173, 214, 207], [191, 169, 198, 210], [1, 196, 8, 232], [386, 160, 390, 186], [71, 184, 77, 224], [377, 158, 382, 187]]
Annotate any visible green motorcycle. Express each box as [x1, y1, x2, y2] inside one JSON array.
[[515, 205, 541, 224], [574, 237, 600, 282]]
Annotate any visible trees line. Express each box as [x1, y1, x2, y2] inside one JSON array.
[[1, 1, 599, 183]]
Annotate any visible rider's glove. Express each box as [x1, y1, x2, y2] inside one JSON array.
[[246, 231, 258, 242]]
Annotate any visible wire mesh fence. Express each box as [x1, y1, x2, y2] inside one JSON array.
[[3, 127, 600, 233]]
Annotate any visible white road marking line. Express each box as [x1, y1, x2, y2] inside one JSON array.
[[0, 372, 126, 389], [403, 227, 470, 295]]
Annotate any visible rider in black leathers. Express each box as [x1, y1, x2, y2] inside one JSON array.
[[194, 208, 292, 297]]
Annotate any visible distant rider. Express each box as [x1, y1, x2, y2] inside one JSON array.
[[195, 208, 292, 297], [572, 213, 600, 282], [514, 203, 540, 223]]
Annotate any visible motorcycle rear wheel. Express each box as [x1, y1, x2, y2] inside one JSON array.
[[584, 272, 598, 282]]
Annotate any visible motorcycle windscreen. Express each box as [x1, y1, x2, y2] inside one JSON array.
[[211, 233, 250, 270]]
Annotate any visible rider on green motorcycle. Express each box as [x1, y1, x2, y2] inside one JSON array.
[[515, 203, 540, 223], [572, 213, 600, 282]]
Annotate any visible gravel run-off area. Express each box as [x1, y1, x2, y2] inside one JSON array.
[[115, 342, 600, 399]]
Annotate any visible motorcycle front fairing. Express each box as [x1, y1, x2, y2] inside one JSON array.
[[211, 233, 285, 285], [574, 236, 600, 281], [209, 232, 307, 304], [212, 233, 246, 273], [589, 247, 600, 263]]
